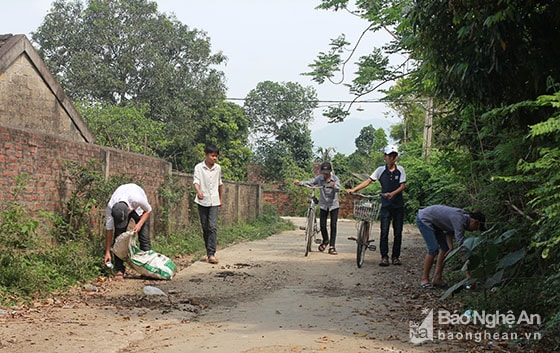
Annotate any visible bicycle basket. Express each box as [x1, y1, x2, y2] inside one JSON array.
[[353, 200, 380, 220]]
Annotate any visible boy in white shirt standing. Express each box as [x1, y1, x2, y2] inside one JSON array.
[[193, 144, 223, 264]]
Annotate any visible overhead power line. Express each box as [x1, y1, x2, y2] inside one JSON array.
[[225, 97, 390, 104]]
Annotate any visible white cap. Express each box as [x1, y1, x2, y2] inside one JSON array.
[[384, 145, 399, 155]]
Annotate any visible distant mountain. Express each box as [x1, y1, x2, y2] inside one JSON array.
[[311, 117, 396, 155]]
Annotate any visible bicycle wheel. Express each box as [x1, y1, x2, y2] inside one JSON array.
[[356, 221, 370, 268], [304, 207, 316, 256]]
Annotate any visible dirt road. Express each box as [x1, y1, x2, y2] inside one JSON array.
[[1, 218, 474, 353]]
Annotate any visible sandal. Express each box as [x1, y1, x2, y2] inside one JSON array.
[[318, 243, 328, 252], [328, 247, 338, 255], [419, 282, 434, 290], [114, 272, 124, 280]]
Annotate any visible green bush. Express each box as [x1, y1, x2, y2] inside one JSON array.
[[0, 188, 292, 305], [0, 175, 39, 250]]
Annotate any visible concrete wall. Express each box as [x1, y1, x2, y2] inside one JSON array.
[[169, 172, 262, 231], [0, 55, 83, 140], [0, 35, 92, 143]]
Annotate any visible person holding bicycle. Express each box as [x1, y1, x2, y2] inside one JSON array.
[[346, 145, 406, 266], [294, 161, 341, 255]]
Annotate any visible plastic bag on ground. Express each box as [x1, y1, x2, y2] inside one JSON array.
[[143, 285, 167, 296], [127, 232, 176, 280], [111, 230, 134, 260]]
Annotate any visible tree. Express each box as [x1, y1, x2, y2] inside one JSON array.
[[382, 78, 426, 144], [32, 0, 227, 171], [407, 0, 560, 110], [354, 124, 387, 156], [304, 0, 412, 122], [192, 101, 252, 181], [244, 81, 318, 182], [316, 146, 337, 162], [244, 81, 317, 136], [77, 102, 169, 157]]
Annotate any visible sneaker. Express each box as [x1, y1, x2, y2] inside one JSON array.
[[392, 258, 402, 266], [379, 257, 390, 267]]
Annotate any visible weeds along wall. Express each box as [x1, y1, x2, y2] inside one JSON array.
[[0, 125, 263, 237]]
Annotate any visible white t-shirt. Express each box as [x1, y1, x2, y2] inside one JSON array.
[[105, 183, 152, 230], [193, 161, 223, 207]]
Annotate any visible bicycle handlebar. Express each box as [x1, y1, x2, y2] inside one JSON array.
[[348, 192, 382, 199], [297, 183, 333, 189]]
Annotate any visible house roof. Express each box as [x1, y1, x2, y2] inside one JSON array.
[[0, 33, 94, 143]]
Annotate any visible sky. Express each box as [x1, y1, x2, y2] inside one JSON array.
[[1, 0, 400, 155]]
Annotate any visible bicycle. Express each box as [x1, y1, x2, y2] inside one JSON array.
[[298, 184, 323, 256], [347, 192, 382, 268]]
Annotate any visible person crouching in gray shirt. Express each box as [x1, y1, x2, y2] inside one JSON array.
[[416, 205, 486, 289]]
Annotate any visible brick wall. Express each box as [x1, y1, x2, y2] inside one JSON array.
[[263, 190, 291, 214], [263, 188, 354, 218], [0, 125, 262, 238]]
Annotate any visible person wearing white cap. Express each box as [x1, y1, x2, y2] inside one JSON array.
[[104, 183, 153, 279], [347, 145, 406, 266]]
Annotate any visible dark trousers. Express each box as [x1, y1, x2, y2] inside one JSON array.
[[197, 204, 219, 257], [319, 208, 339, 247], [113, 210, 151, 273], [379, 206, 404, 259]]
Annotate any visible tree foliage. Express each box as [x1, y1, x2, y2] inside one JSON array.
[[407, 0, 560, 109], [192, 101, 253, 181], [77, 102, 169, 157], [314, 1, 560, 344], [244, 81, 317, 136], [354, 124, 376, 155], [354, 124, 387, 156], [489, 93, 560, 261], [32, 0, 228, 171], [304, 0, 411, 122], [33, 0, 226, 107], [244, 81, 318, 182]]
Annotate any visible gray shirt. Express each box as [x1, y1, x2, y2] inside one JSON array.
[[301, 173, 341, 211], [417, 205, 470, 245]]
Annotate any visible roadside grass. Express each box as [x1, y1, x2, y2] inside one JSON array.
[[153, 205, 294, 260], [0, 204, 293, 306]]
